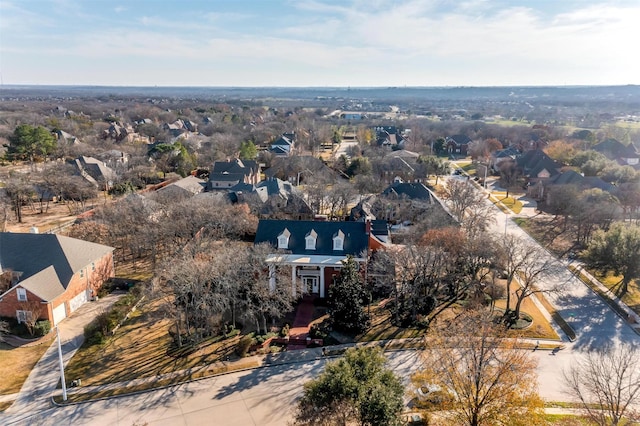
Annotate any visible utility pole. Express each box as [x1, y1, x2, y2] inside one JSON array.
[[56, 325, 68, 401]]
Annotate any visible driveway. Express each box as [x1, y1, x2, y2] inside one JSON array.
[[1, 294, 121, 422]]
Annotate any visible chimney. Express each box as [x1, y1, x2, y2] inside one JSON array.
[[365, 219, 371, 235]]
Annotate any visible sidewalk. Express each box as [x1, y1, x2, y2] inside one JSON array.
[[36, 335, 565, 405], [1, 294, 121, 415], [571, 264, 640, 335]]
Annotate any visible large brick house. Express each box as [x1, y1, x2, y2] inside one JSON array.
[[254, 220, 388, 298], [0, 232, 114, 326]]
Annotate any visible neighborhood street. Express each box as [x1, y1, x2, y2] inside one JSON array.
[[0, 348, 602, 426], [2, 173, 639, 426], [492, 193, 639, 350]]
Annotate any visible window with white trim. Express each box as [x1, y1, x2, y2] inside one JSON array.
[[333, 230, 345, 251], [305, 229, 318, 250], [16, 287, 27, 302], [16, 310, 32, 324], [277, 228, 291, 249]]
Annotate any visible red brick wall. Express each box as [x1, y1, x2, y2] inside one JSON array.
[[0, 287, 47, 321], [0, 251, 114, 323]]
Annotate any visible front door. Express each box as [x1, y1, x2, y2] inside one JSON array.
[[303, 277, 319, 294]]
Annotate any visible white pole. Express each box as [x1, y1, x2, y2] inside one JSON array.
[[56, 325, 68, 401], [505, 213, 508, 236]]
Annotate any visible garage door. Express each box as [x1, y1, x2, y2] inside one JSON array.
[[68, 290, 88, 313], [53, 303, 66, 326]]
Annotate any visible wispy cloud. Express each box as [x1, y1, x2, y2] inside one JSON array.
[[1, 0, 638, 85]]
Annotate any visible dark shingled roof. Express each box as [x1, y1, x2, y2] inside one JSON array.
[[0, 233, 114, 301], [548, 170, 615, 192], [593, 139, 639, 159], [254, 220, 370, 257], [382, 182, 434, 201], [517, 149, 561, 178]]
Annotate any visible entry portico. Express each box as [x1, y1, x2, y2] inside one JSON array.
[[266, 254, 367, 298], [255, 219, 388, 298]]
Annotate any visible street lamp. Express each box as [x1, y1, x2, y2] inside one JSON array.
[[56, 325, 68, 401]]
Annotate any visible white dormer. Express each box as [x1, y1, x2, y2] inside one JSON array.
[[278, 228, 291, 249], [333, 230, 345, 251], [305, 229, 318, 250]]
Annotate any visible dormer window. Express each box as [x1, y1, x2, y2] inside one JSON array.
[[333, 230, 345, 251], [305, 229, 318, 250], [278, 228, 291, 249]]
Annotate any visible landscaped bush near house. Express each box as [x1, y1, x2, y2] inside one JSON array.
[[254, 332, 277, 345], [280, 323, 290, 337], [83, 290, 143, 346], [34, 320, 51, 337], [235, 335, 254, 357]]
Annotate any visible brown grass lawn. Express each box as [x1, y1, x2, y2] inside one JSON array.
[[494, 296, 560, 340], [0, 341, 51, 395], [114, 257, 154, 281], [358, 304, 424, 342], [63, 287, 558, 393], [63, 299, 243, 387]]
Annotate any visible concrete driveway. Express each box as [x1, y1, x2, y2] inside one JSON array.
[[1, 294, 121, 422]]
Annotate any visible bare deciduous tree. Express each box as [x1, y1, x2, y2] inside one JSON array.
[[564, 343, 640, 426], [413, 311, 545, 426], [443, 179, 485, 223]]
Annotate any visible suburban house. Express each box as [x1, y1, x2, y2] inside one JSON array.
[[446, 134, 472, 155], [382, 182, 435, 204], [380, 150, 421, 183], [375, 126, 408, 148], [516, 149, 562, 198], [228, 177, 313, 220], [152, 175, 206, 201], [73, 155, 117, 188], [264, 155, 334, 185], [543, 170, 615, 203], [207, 158, 261, 190], [593, 138, 640, 167], [54, 129, 81, 145], [254, 220, 388, 298], [164, 119, 198, 137], [0, 232, 114, 326], [491, 145, 521, 170], [269, 133, 296, 157]]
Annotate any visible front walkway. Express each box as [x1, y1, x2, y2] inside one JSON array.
[[287, 296, 316, 350]]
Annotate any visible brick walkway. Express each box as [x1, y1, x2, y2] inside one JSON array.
[[287, 296, 316, 350]]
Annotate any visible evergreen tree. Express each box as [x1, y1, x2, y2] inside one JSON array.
[[328, 256, 370, 333], [293, 347, 404, 426], [7, 124, 57, 162]]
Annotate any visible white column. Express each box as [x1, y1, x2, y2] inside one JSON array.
[[269, 264, 276, 292], [291, 265, 297, 297], [320, 266, 325, 298]]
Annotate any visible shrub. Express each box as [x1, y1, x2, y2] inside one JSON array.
[[236, 335, 254, 357], [280, 324, 290, 337], [34, 320, 51, 337], [84, 323, 106, 345]]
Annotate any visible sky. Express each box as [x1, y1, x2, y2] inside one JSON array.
[[0, 0, 638, 87]]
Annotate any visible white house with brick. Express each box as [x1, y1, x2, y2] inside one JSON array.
[[0, 232, 114, 326]]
